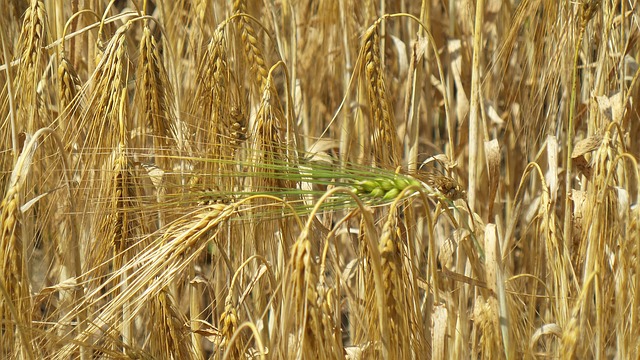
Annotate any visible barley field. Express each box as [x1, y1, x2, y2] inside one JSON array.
[[1, 0, 639, 359]]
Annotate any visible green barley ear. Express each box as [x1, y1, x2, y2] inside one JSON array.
[[353, 174, 421, 201]]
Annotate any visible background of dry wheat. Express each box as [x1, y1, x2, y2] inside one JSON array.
[[1, 0, 640, 359]]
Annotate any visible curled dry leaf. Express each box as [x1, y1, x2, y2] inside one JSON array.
[[546, 135, 559, 203], [571, 134, 602, 158], [571, 189, 587, 244], [432, 304, 448, 359], [573, 155, 592, 179], [438, 235, 457, 271], [530, 323, 562, 355], [484, 139, 500, 215], [192, 319, 223, 345], [421, 153, 458, 170], [345, 342, 374, 360], [595, 92, 624, 122], [571, 134, 601, 179], [485, 101, 505, 127], [388, 34, 408, 79]]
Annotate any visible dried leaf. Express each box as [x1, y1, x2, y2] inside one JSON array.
[[192, 319, 224, 345], [421, 153, 458, 170], [140, 162, 165, 189], [595, 92, 624, 122], [484, 139, 500, 216], [530, 323, 562, 354], [34, 278, 79, 304], [546, 135, 559, 203], [624, 54, 639, 81], [574, 155, 592, 179], [415, 36, 429, 61], [572, 134, 602, 158], [485, 101, 505, 126], [432, 304, 448, 359], [21, 185, 64, 213], [448, 39, 469, 120], [190, 275, 208, 285], [389, 34, 408, 78], [572, 189, 587, 236]]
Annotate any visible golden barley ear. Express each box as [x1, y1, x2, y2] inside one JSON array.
[[134, 23, 177, 162], [16, 0, 49, 133], [57, 50, 83, 145], [147, 289, 193, 358], [249, 73, 295, 191], [193, 28, 230, 153], [233, 0, 269, 93], [0, 138, 38, 357], [360, 25, 401, 168], [76, 23, 131, 166], [218, 296, 243, 359], [377, 221, 411, 358], [91, 147, 144, 272], [284, 232, 327, 358]]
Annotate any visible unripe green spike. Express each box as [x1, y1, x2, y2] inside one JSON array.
[[370, 188, 385, 198], [394, 177, 409, 189], [357, 180, 379, 193], [379, 179, 395, 191], [382, 187, 400, 200]]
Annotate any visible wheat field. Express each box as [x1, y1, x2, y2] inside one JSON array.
[[1, 0, 639, 359]]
